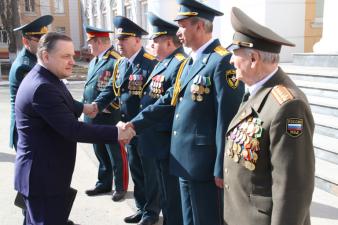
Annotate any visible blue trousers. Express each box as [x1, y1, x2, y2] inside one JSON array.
[[23, 194, 71, 225], [127, 138, 160, 220], [179, 178, 223, 225], [156, 159, 183, 225], [93, 142, 128, 191]]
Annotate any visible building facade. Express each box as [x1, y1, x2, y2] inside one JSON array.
[[81, 0, 326, 62], [0, 0, 83, 58]]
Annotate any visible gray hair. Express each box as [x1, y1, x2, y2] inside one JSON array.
[[190, 17, 213, 33], [243, 48, 280, 64], [37, 32, 72, 59]]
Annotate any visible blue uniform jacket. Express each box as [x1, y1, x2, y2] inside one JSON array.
[[9, 48, 36, 148], [132, 39, 244, 180], [14, 65, 118, 197], [95, 47, 158, 122], [137, 47, 187, 158], [82, 47, 121, 124]]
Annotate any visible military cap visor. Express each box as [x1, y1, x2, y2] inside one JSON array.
[[85, 25, 112, 41], [175, 0, 223, 22], [113, 16, 148, 38], [148, 12, 179, 39], [227, 7, 295, 53], [13, 15, 53, 36]]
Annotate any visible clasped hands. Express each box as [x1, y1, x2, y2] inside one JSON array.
[[116, 121, 136, 144], [83, 103, 99, 118]]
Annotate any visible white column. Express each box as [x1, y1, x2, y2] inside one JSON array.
[[313, 0, 338, 53]]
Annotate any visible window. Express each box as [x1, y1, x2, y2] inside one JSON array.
[[54, 0, 64, 14], [0, 27, 8, 44], [25, 0, 35, 12], [124, 5, 132, 19], [140, 0, 148, 31], [56, 26, 66, 34]]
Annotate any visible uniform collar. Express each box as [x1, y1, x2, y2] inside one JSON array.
[[247, 67, 278, 97], [128, 48, 142, 64], [97, 47, 110, 60], [190, 38, 215, 64]]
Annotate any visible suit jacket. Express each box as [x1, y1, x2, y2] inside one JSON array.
[[132, 39, 244, 180], [223, 68, 315, 225], [82, 46, 121, 125], [95, 47, 158, 123], [14, 65, 118, 197], [9, 48, 36, 148], [137, 47, 187, 158]]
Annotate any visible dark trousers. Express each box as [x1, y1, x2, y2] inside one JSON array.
[[179, 178, 224, 225], [23, 195, 70, 225], [93, 142, 128, 191], [156, 159, 183, 225], [127, 139, 160, 220]]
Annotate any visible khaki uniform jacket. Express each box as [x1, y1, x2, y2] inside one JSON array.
[[223, 67, 315, 225]]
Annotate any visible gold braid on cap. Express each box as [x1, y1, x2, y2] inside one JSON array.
[[178, 12, 199, 16], [25, 26, 48, 35]]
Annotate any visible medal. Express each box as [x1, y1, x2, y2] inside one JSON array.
[[197, 94, 203, 102]]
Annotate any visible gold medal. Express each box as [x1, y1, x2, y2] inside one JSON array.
[[191, 94, 196, 101], [204, 87, 210, 94], [244, 161, 255, 171], [197, 94, 203, 102]]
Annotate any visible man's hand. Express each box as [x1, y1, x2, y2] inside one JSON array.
[[215, 177, 224, 188], [83, 103, 98, 118], [116, 121, 136, 144]]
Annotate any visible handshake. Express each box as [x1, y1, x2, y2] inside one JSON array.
[[83, 103, 99, 118], [116, 121, 136, 144]]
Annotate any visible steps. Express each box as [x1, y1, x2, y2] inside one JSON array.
[[282, 63, 338, 196]]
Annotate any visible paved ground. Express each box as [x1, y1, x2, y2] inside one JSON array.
[[1, 82, 338, 225]]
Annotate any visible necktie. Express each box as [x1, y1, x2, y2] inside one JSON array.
[[94, 57, 99, 65], [241, 91, 251, 103]]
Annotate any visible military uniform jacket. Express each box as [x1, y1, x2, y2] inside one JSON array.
[[132, 39, 244, 180], [83, 47, 121, 125], [9, 48, 37, 148], [95, 47, 158, 122], [137, 47, 187, 158], [223, 68, 315, 225]]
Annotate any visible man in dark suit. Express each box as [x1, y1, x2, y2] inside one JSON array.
[[9, 15, 53, 225], [223, 7, 315, 225], [91, 16, 160, 225], [14, 32, 134, 225], [9, 15, 53, 150], [82, 25, 128, 201], [134, 12, 186, 225], [123, 1, 244, 225]]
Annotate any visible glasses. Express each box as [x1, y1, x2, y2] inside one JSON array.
[[26, 36, 41, 42]]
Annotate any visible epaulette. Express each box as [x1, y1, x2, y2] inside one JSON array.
[[271, 85, 294, 105], [214, 45, 229, 56], [143, 52, 156, 60], [110, 50, 121, 59], [103, 49, 121, 60], [175, 53, 186, 62]]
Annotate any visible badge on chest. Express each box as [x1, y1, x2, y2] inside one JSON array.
[[190, 75, 211, 102], [226, 116, 263, 171], [128, 74, 143, 96], [149, 75, 165, 98]]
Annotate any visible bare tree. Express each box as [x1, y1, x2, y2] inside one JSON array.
[[0, 0, 21, 62]]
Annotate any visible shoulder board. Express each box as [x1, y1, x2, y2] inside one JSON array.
[[271, 85, 294, 105], [214, 45, 229, 56], [143, 52, 156, 60], [110, 50, 121, 59], [175, 53, 186, 62]]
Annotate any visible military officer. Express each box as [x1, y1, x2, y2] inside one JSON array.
[[82, 25, 128, 201], [9, 15, 53, 150], [133, 12, 187, 225], [126, 1, 244, 225], [223, 7, 315, 225], [93, 16, 160, 225]]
